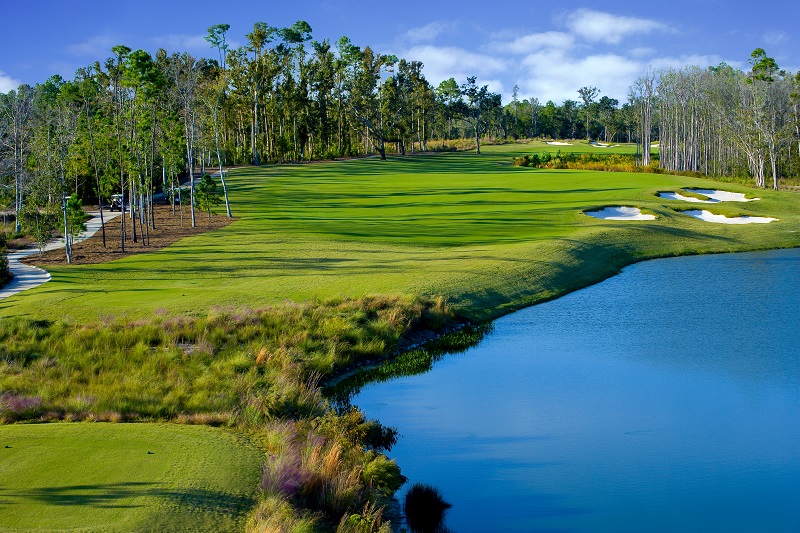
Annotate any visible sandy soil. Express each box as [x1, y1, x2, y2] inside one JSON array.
[[23, 204, 235, 267]]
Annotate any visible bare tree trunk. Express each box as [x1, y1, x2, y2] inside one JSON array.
[[61, 169, 71, 264], [212, 103, 232, 217]]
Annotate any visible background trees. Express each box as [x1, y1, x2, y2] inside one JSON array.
[[3, 31, 799, 259], [578, 86, 599, 141], [627, 49, 796, 189], [457, 77, 501, 154]]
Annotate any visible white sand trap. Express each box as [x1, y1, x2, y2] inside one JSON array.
[[659, 189, 759, 203], [658, 191, 711, 203], [546, 141, 572, 146], [690, 189, 759, 202], [683, 210, 777, 224], [586, 206, 656, 220], [650, 143, 660, 148]]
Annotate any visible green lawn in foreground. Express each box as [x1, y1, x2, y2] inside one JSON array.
[[1, 142, 798, 323], [0, 423, 263, 532]]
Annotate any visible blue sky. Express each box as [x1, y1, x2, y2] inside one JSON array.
[[2, 1, 797, 104]]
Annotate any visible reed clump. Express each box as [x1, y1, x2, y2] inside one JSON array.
[[404, 483, 452, 533], [0, 295, 450, 423]]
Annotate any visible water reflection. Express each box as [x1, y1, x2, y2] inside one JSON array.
[[354, 248, 800, 532]]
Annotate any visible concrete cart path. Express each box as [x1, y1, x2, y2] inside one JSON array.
[[0, 211, 122, 301]]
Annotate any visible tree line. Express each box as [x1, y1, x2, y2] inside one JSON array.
[[2, 25, 799, 270], [630, 49, 800, 189]]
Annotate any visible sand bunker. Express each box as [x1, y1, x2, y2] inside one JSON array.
[[659, 191, 711, 203], [586, 206, 656, 220], [546, 141, 572, 146], [683, 210, 777, 224], [691, 189, 759, 202], [659, 189, 759, 203]]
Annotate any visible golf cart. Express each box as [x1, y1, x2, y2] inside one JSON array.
[[110, 194, 124, 211]]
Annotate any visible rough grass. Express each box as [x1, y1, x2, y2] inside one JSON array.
[[0, 296, 450, 532], [0, 296, 449, 424], [2, 142, 798, 324], [0, 423, 263, 532]]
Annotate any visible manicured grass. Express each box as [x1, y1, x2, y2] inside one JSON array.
[[0, 423, 263, 532], [1, 143, 798, 323]]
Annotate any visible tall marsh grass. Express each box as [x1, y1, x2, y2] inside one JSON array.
[[1, 295, 453, 532], [0, 295, 450, 424]]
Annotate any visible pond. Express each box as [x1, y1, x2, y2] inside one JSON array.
[[353, 248, 800, 532]]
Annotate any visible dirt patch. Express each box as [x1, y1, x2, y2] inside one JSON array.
[[22, 204, 235, 266]]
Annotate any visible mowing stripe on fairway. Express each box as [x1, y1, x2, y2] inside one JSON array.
[[0, 423, 263, 532]]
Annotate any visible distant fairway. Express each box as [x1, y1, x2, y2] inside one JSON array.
[[1, 141, 798, 322], [0, 423, 263, 532]]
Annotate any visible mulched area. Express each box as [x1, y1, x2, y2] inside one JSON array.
[[23, 204, 235, 266]]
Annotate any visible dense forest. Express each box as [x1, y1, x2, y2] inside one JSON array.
[[2, 20, 800, 264]]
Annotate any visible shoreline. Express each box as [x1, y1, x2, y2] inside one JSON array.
[[323, 243, 800, 400]]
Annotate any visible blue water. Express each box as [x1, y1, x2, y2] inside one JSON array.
[[353, 248, 800, 532]]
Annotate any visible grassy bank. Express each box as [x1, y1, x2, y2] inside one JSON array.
[[1, 296, 448, 423], [1, 296, 450, 531]]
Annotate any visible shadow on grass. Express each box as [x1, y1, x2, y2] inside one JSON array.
[[0, 482, 254, 514]]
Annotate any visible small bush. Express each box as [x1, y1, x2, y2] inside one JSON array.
[[513, 155, 531, 167], [0, 393, 43, 422], [246, 494, 321, 533], [403, 483, 452, 533], [0, 235, 11, 289], [336, 503, 392, 533]]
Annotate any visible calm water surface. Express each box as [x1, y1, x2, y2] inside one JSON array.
[[353, 248, 800, 532]]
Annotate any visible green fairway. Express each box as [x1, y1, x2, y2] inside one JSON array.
[[1, 143, 798, 323], [0, 423, 263, 532]]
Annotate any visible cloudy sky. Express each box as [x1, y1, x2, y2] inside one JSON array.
[[1, 0, 797, 104]]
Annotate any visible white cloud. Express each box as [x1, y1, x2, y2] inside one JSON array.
[[483, 79, 506, 96], [67, 35, 118, 57], [0, 71, 22, 93], [148, 34, 211, 54], [763, 31, 789, 47], [402, 45, 507, 87], [404, 21, 458, 44], [490, 31, 574, 55], [566, 9, 670, 45], [390, 8, 756, 105], [629, 47, 656, 58], [518, 51, 642, 103], [648, 54, 741, 71]]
